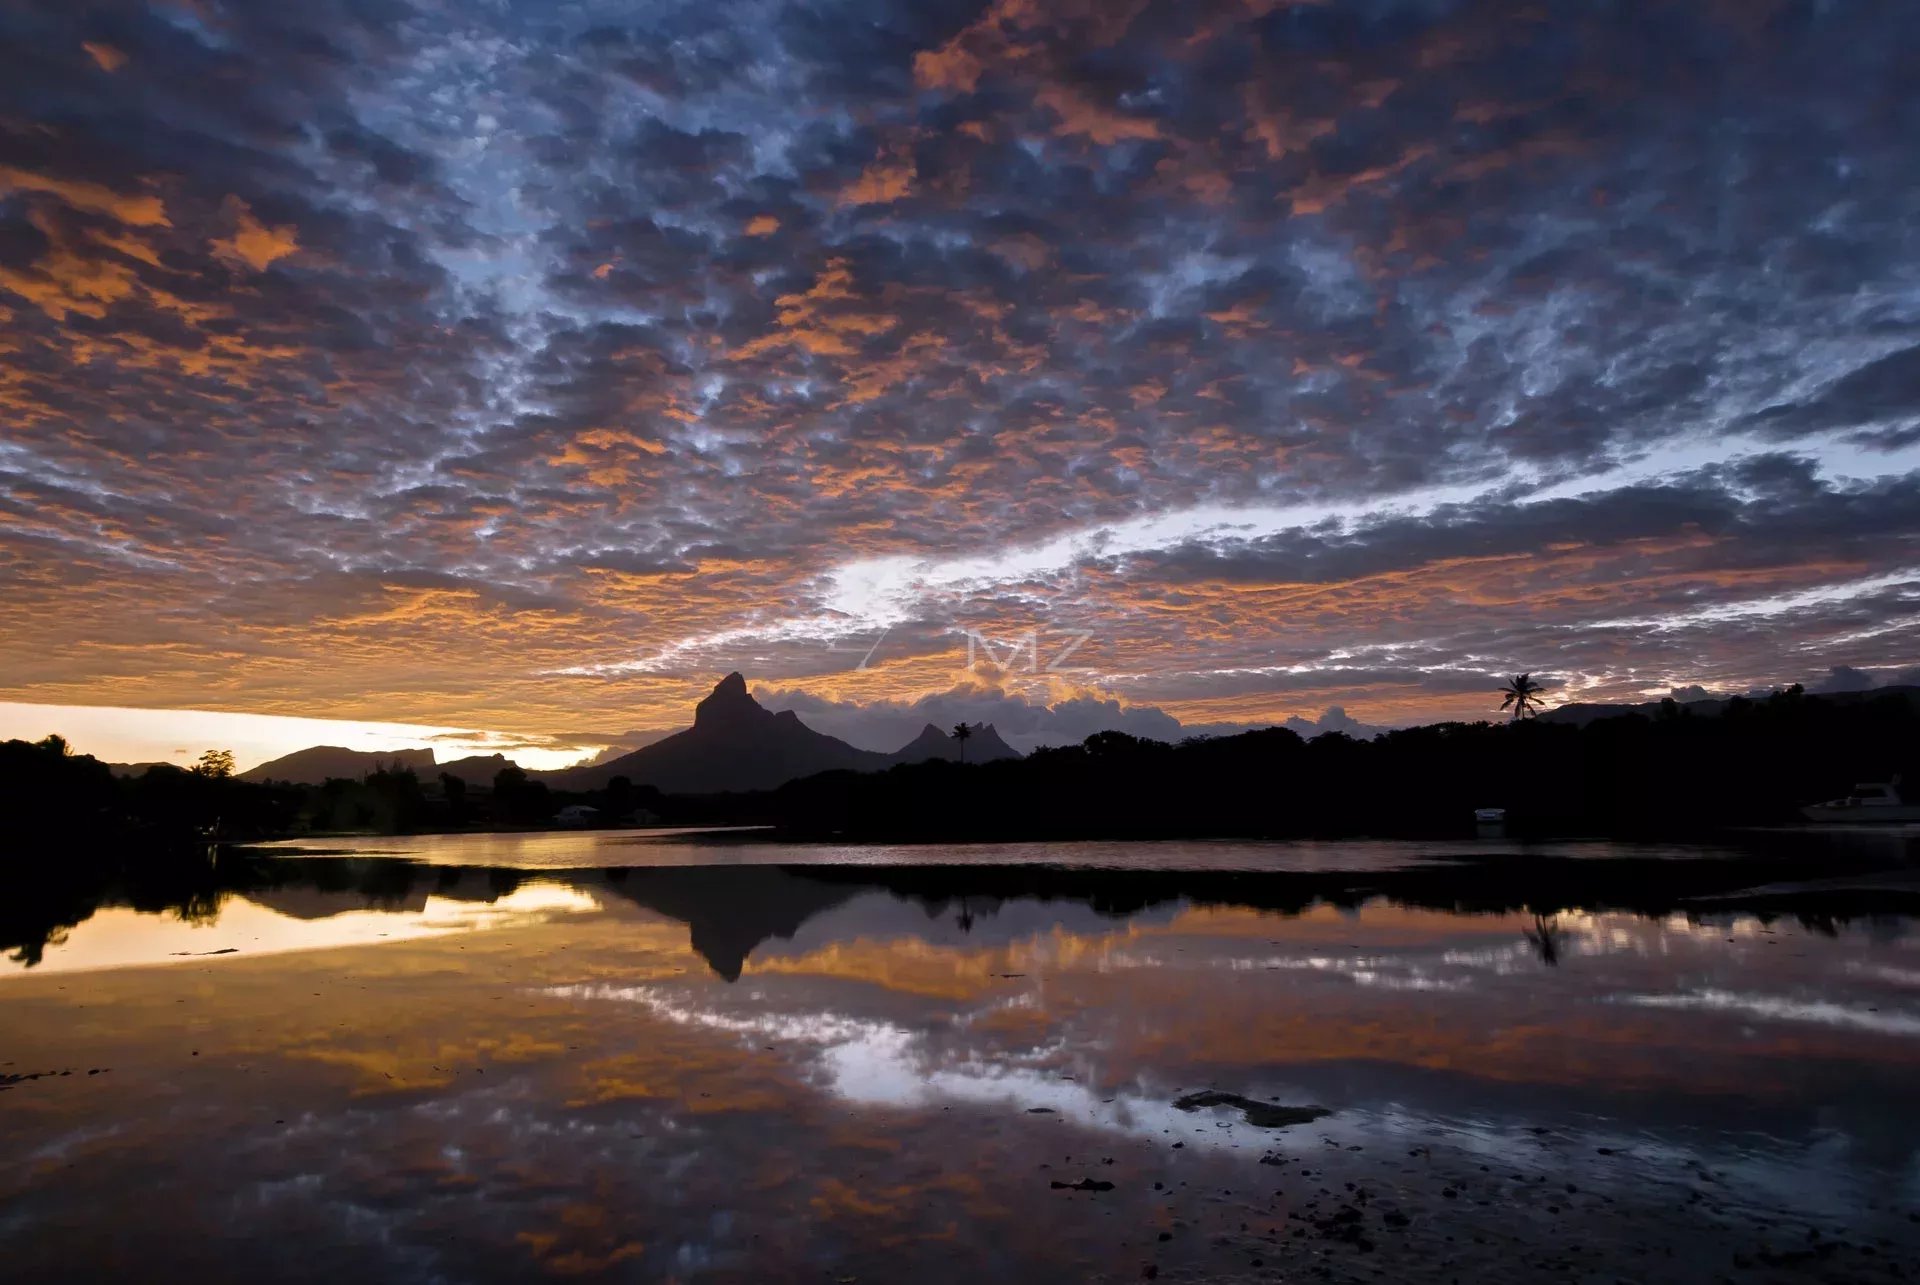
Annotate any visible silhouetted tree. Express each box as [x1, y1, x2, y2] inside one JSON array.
[[194, 749, 235, 779], [362, 766, 427, 832], [492, 763, 550, 825], [0, 738, 299, 846], [439, 772, 468, 826], [952, 723, 974, 763], [1497, 674, 1546, 721], [757, 685, 1920, 841], [605, 774, 635, 819]]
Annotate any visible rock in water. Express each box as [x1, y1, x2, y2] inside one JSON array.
[[1172, 1091, 1331, 1128]]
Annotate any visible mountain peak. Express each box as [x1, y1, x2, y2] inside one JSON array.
[[886, 720, 1023, 765], [693, 671, 767, 729], [553, 671, 892, 791]]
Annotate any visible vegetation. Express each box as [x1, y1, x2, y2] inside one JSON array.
[[194, 748, 236, 779], [0, 735, 303, 848], [6, 685, 1918, 849], [760, 685, 1920, 840], [1497, 673, 1547, 721]]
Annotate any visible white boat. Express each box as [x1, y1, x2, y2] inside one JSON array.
[[1473, 807, 1507, 824], [1800, 779, 1920, 823]]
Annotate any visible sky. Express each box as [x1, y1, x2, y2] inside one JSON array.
[[4, 0, 1920, 770]]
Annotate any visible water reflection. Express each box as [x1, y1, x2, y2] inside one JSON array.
[[3, 848, 1919, 1283], [6, 881, 601, 977], [10, 843, 1920, 980], [254, 825, 1920, 870]]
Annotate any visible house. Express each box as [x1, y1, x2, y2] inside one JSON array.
[[554, 804, 601, 827]]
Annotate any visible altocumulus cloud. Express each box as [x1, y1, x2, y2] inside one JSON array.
[[2, 0, 1919, 747]]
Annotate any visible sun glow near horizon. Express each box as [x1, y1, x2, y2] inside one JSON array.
[[0, 701, 607, 775]]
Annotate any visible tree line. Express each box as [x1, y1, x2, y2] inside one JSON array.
[[5, 684, 1917, 850], [758, 685, 1920, 840]]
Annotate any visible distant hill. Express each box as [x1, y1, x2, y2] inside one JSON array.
[[1537, 696, 1729, 727], [435, 753, 520, 787], [546, 673, 895, 792], [1540, 685, 1920, 728], [104, 761, 175, 777], [239, 745, 436, 785], [888, 722, 1022, 765]]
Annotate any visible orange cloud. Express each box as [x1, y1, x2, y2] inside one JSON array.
[[1033, 83, 1158, 144], [744, 214, 780, 236], [0, 165, 169, 227], [210, 197, 299, 272], [729, 259, 898, 361], [82, 42, 128, 73], [913, 43, 988, 93], [0, 208, 140, 320], [838, 146, 916, 207]]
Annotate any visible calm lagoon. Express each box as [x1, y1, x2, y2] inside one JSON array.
[[4, 836, 1917, 1282]]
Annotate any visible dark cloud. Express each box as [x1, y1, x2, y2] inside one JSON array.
[[1814, 665, 1880, 694], [1749, 344, 1920, 440], [1668, 685, 1721, 703]]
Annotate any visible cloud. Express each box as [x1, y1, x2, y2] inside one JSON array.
[[1811, 664, 1920, 694], [1668, 685, 1721, 703], [837, 144, 917, 206], [209, 198, 300, 272], [1279, 706, 1388, 741], [81, 42, 127, 74], [757, 680, 1378, 754], [0, 0, 1917, 752], [1749, 345, 1920, 440]]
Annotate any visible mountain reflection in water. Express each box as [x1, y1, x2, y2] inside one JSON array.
[[3, 844, 1918, 1283]]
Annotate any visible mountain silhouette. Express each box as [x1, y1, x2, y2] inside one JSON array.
[[104, 760, 174, 777], [436, 753, 520, 786], [1540, 684, 1920, 727], [594, 866, 861, 981], [887, 722, 1021, 764], [233, 677, 1026, 793], [239, 745, 437, 785], [547, 673, 893, 792]]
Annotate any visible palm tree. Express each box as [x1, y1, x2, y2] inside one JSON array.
[[1497, 673, 1546, 721], [951, 722, 974, 763]]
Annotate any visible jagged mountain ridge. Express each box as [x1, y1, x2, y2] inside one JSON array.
[[544, 673, 886, 792], [545, 675, 1025, 791], [234, 677, 1029, 791], [435, 753, 519, 787], [888, 721, 1021, 764]]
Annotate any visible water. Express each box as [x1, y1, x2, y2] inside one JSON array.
[[248, 826, 1883, 870], [4, 838, 1918, 1283]]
